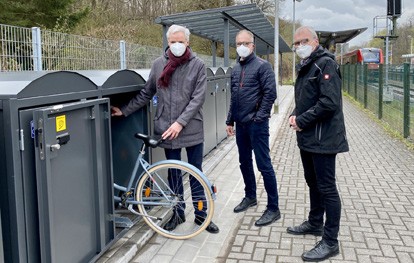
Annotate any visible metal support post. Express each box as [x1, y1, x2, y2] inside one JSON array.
[[120, 40, 126, 70], [363, 64, 368, 108], [378, 64, 384, 119], [403, 63, 410, 138], [223, 18, 229, 67], [31, 27, 42, 71], [354, 64, 358, 99]]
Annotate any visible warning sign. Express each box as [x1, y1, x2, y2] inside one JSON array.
[[56, 115, 66, 132]]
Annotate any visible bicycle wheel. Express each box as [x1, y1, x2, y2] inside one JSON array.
[[136, 162, 214, 239]]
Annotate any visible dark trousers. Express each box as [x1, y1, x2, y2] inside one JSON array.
[[164, 143, 206, 218], [300, 149, 341, 245], [235, 119, 279, 211]]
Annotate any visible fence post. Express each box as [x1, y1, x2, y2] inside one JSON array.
[[363, 64, 368, 108], [347, 64, 351, 94], [378, 64, 383, 119], [354, 65, 358, 99], [31, 27, 42, 71], [403, 63, 410, 138], [120, 40, 126, 70]]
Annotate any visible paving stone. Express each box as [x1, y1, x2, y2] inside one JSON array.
[[99, 86, 414, 262]]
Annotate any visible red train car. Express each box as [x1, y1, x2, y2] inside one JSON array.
[[337, 48, 384, 69]]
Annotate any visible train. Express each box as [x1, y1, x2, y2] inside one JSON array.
[[336, 48, 384, 69]]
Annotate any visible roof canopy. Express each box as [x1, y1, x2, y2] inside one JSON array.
[[317, 27, 367, 50], [155, 3, 291, 57]]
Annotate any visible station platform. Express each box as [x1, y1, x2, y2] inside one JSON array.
[[98, 85, 414, 263]]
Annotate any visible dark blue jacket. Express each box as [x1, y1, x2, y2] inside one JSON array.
[[226, 53, 276, 125], [293, 45, 349, 154]]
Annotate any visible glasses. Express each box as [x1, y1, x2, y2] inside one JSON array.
[[292, 38, 309, 48], [236, 41, 253, 47]]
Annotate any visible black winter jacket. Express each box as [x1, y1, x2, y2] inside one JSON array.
[[293, 45, 349, 154], [226, 53, 276, 125]]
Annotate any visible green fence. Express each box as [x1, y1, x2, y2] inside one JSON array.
[[341, 63, 413, 140]]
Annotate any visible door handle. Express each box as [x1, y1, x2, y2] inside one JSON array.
[[50, 144, 61, 152]]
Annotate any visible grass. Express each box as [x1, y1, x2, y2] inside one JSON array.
[[343, 91, 414, 151]]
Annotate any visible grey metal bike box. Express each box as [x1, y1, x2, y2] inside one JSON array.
[[101, 69, 150, 191], [210, 67, 228, 145], [33, 99, 114, 262], [0, 71, 115, 262], [0, 207, 3, 263], [204, 68, 218, 154]]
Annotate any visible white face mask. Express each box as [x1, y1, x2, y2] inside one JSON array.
[[236, 45, 251, 58], [295, 44, 313, 59], [170, 42, 186, 57]]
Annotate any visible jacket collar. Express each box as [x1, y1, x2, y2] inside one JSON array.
[[238, 52, 256, 65], [296, 45, 331, 71]]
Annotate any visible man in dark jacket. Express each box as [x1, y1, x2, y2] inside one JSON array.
[[226, 29, 281, 227], [287, 26, 349, 262]]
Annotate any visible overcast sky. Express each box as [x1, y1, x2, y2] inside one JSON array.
[[279, 0, 414, 47]]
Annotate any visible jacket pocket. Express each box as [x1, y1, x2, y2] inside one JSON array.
[[155, 104, 164, 120]]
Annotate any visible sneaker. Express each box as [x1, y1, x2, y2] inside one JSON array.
[[302, 240, 339, 262], [233, 197, 257, 213], [254, 209, 281, 227]]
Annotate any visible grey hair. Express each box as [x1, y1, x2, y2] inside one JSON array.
[[295, 26, 318, 40], [236, 29, 254, 42], [166, 25, 190, 41]]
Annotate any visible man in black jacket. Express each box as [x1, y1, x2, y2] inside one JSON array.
[[287, 26, 349, 262], [226, 30, 281, 227]]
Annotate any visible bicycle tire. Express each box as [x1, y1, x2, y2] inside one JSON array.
[[136, 162, 214, 239]]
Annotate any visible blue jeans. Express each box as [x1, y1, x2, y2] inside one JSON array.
[[235, 119, 279, 211], [300, 149, 341, 246], [164, 143, 206, 218]]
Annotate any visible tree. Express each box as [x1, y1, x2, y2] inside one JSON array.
[[0, 0, 88, 30]]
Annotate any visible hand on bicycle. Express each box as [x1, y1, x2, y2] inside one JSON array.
[[111, 106, 123, 117], [162, 121, 183, 140]]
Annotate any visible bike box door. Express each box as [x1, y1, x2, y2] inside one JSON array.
[[32, 98, 115, 263]]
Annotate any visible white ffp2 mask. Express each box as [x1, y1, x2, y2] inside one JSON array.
[[295, 45, 313, 59], [170, 43, 186, 57], [236, 45, 251, 58]]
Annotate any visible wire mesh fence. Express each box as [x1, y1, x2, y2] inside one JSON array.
[[341, 63, 414, 140], [0, 23, 224, 72], [0, 24, 34, 71], [42, 30, 122, 70]]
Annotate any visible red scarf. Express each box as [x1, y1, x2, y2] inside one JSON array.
[[158, 47, 191, 88]]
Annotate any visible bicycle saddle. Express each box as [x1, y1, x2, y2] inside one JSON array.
[[135, 133, 164, 148]]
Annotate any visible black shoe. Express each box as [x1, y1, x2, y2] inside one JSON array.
[[163, 213, 186, 231], [194, 217, 220, 234], [234, 197, 257, 213], [301, 240, 339, 262], [254, 209, 281, 227], [286, 221, 323, 236]]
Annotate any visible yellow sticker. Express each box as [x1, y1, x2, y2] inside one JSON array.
[[56, 115, 66, 132]]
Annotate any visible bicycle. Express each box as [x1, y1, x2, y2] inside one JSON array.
[[113, 133, 217, 240]]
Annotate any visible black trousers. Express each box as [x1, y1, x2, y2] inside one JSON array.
[[300, 149, 341, 245]]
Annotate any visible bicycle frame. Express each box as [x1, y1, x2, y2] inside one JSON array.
[[113, 143, 216, 208]]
